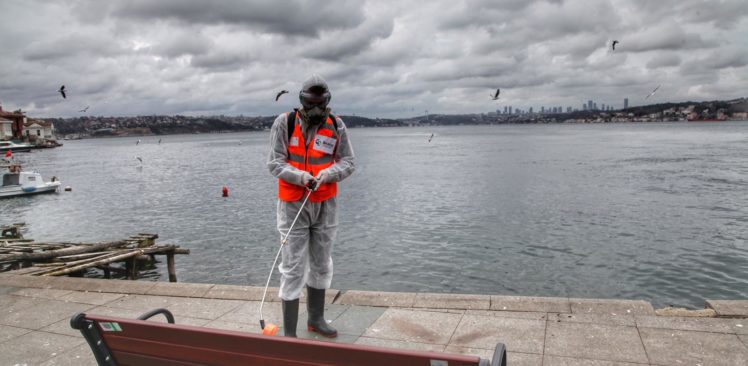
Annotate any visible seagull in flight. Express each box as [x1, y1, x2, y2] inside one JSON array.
[[611, 40, 619, 51], [78, 106, 89, 113], [58, 85, 66, 99], [491, 88, 500, 100], [136, 157, 143, 163], [428, 133, 434, 143], [275, 90, 289, 101], [645, 85, 661, 99], [136, 139, 141, 145]]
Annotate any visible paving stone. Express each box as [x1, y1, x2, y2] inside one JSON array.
[[413, 293, 490, 310], [203, 285, 337, 303], [544, 321, 648, 364], [57, 291, 126, 305], [105, 294, 173, 311], [0, 285, 17, 295], [363, 308, 462, 344], [202, 319, 264, 334], [0, 274, 50, 288], [146, 282, 214, 297], [0, 324, 32, 343], [640, 327, 748, 366], [635, 315, 734, 333], [39, 318, 84, 338], [204, 284, 268, 301], [212, 300, 295, 327], [730, 319, 748, 335], [0, 298, 95, 330], [355, 336, 445, 352], [338, 290, 416, 307], [325, 305, 386, 337], [164, 297, 244, 320], [85, 305, 148, 319], [298, 304, 351, 329], [298, 331, 359, 344], [551, 313, 636, 327], [543, 355, 649, 365], [449, 314, 546, 354], [706, 300, 748, 318], [0, 294, 39, 314], [38, 342, 98, 366], [466, 310, 547, 321], [490, 296, 570, 313], [739, 335, 748, 348], [85, 279, 157, 294], [570, 298, 655, 316], [0, 331, 85, 365], [8, 287, 73, 299], [444, 346, 542, 366]]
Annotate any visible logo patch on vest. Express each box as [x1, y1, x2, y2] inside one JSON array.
[[289, 136, 299, 147], [313, 135, 336, 155]]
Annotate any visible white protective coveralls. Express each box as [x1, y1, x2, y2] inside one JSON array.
[[267, 111, 355, 301]]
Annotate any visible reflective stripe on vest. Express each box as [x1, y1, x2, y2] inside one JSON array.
[[278, 113, 339, 202]]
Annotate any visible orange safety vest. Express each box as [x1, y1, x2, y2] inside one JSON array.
[[278, 112, 339, 202]]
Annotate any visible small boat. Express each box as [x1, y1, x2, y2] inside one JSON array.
[[1, 163, 61, 198], [0, 141, 33, 153]]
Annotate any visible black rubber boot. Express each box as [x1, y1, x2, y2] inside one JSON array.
[[282, 299, 299, 337], [306, 286, 338, 338]]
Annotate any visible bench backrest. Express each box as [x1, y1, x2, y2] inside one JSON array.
[[72, 312, 498, 366]]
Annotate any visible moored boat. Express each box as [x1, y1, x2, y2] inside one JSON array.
[[1, 163, 61, 198], [0, 141, 33, 153]]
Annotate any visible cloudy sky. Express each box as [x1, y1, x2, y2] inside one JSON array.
[[0, 0, 746, 118]]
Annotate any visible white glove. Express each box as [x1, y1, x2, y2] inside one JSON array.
[[301, 172, 318, 190], [316, 170, 331, 184]]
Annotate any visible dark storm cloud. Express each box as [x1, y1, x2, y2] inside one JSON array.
[[622, 23, 718, 53], [302, 18, 394, 61], [23, 33, 127, 61], [191, 50, 253, 71], [108, 0, 366, 37], [629, 0, 748, 30]]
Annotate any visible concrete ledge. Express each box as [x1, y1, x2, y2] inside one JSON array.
[[490, 296, 571, 313], [204, 284, 268, 301], [146, 282, 214, 298], [203, 284, 338, 303], [337, 290, 416, 307], [413, 293, 490, 310], [570, 298, 655, 316], [706, 300, 748, 318]]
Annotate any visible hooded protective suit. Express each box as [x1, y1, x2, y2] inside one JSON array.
[[267, 74, 355, 302]]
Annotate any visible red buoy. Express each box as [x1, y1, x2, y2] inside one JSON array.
[[222, 185, 228, 197]]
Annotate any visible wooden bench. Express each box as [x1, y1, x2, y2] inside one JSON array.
[[71, 308, 507, 366]]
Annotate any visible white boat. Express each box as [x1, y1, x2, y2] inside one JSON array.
[[1, 164, 61, 198], [0, 141, 33, 153]]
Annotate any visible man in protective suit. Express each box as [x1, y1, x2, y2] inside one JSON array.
[[267, 74, 355, 337]]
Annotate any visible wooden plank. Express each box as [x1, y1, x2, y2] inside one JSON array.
[[40, 250, 143, 277], [0, 241, 129, 262]]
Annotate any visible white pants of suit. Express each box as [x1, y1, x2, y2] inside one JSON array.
[[277, 196, 338, 301]]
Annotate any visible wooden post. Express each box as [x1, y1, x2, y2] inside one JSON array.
[[167, 252, 177, 282], [126, 258, 138, 280], [101, 265, 111, 279]]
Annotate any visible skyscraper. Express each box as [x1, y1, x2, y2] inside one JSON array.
[[624, 98, 629, 109], [588, 100, 593, 110]]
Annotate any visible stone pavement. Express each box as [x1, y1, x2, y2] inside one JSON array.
[[0, 274, 747, 365]]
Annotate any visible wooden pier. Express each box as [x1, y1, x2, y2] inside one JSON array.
[[0, 224, 189, 282]]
